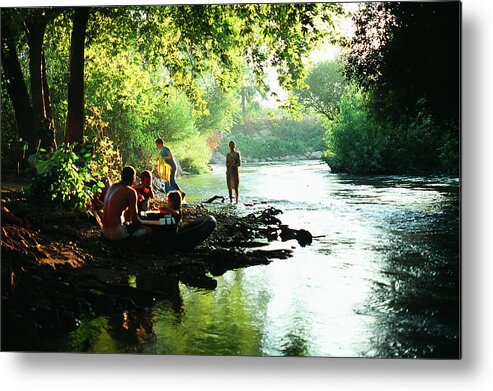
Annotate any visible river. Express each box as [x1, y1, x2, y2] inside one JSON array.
[[56, 161, 461, 357]]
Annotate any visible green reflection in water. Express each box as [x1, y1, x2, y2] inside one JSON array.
[[151, 271, 266, 355], [67, 317, 118, 353]]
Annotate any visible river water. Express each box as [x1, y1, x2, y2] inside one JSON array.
[[58, 161, 461, 357]]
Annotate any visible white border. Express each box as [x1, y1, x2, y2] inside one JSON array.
[[2, 0, 492, 389]]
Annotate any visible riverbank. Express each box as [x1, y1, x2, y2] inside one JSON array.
[[1, 183, 306, 351]]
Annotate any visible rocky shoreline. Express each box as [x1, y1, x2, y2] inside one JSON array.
[[1, 184, 311, 351]]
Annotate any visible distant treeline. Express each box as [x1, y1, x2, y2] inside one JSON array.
[[219, 116, 325, 160]]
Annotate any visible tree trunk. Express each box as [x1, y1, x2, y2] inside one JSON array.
[[1, 20, 36, 154], [41, 52, 57, 151], [26, 19, 48, 153], [65, 7, 90, 146]]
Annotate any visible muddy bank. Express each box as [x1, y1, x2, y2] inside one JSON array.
[[1, 186, 310, 351]]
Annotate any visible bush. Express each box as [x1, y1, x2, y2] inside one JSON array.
[[384, 101, 442, 173], [437, 123, 459, 174], [30, 136, 122, 211], [88, 135, 123, 183], [171, 133, 212, 174], [324, 91, 389, 174]]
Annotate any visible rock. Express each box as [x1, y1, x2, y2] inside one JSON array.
[[204, 195, 225, 203], [309, 151, 323, 160], [296, 229, 313, 247], [175, 158, 186, 176], [210, 151, 226, 164]]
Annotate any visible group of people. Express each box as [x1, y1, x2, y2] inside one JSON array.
[[101, 139, 184, 242], [101, 138, 241, 243]]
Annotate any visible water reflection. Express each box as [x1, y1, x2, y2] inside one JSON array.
[[365, 205, 460, 358], [177, 162, 459, 357], [151, 275, 265, 355], [56, 162, 458, 357]]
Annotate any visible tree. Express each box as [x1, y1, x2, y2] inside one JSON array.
[[2, 4, 344, 160], [196, 83, 239, 135], [294, 60, 347, 121], [1, 8, 63, 153], [345, 2, 460, 128], [1, 11, 35, 149], [65, 7, 90, 145], [164, 3, 343, 100], [24, 8, 61, 152], [238, 71, 267, 123]]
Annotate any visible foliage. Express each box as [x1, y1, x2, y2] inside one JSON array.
[[29, 135, 121, 210], [153, 91, 197, 143], [170, 133, 213, 175], [43, 11, 73, 142], [437, 129, 459, 175], [220, 115, 325, 159], [345, 2, 460, 129], [387, 104, 442, 173], [0, 80, 18, 151], [324, 89, 388, 174], [3, 3, 345, 179], [195, 83, 239, 135], [293, 60, 347, 120], [166, 3, 344, 93], [87, 135, 123, 184], [324, 89, 459, 175], [320, 2, 461, 175], [30, 144, 104, 211]]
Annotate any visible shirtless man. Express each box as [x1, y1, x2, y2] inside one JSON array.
[[102, 166, 153, 241]]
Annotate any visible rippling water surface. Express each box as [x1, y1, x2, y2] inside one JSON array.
[[62, 161, 461, 357]]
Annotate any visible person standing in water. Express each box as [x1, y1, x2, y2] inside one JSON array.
[[155, 138, 185, 199], [226, 140, 241, 203]]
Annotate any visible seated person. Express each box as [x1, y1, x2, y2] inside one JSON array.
[[159, 190, 182, 224], [102, 166, 153, 241], [133, 170, 154, 212], [90, 176, 112, 211], [101, 177, 112, 201], [157, 190, 216, 251]]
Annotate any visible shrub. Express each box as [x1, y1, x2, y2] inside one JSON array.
[[324, 90, 389, 174], [30, 136, 122, 211], [88, 134, 123, 183], [171, 133, 212, 174], [437, 124, 459, 174]]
